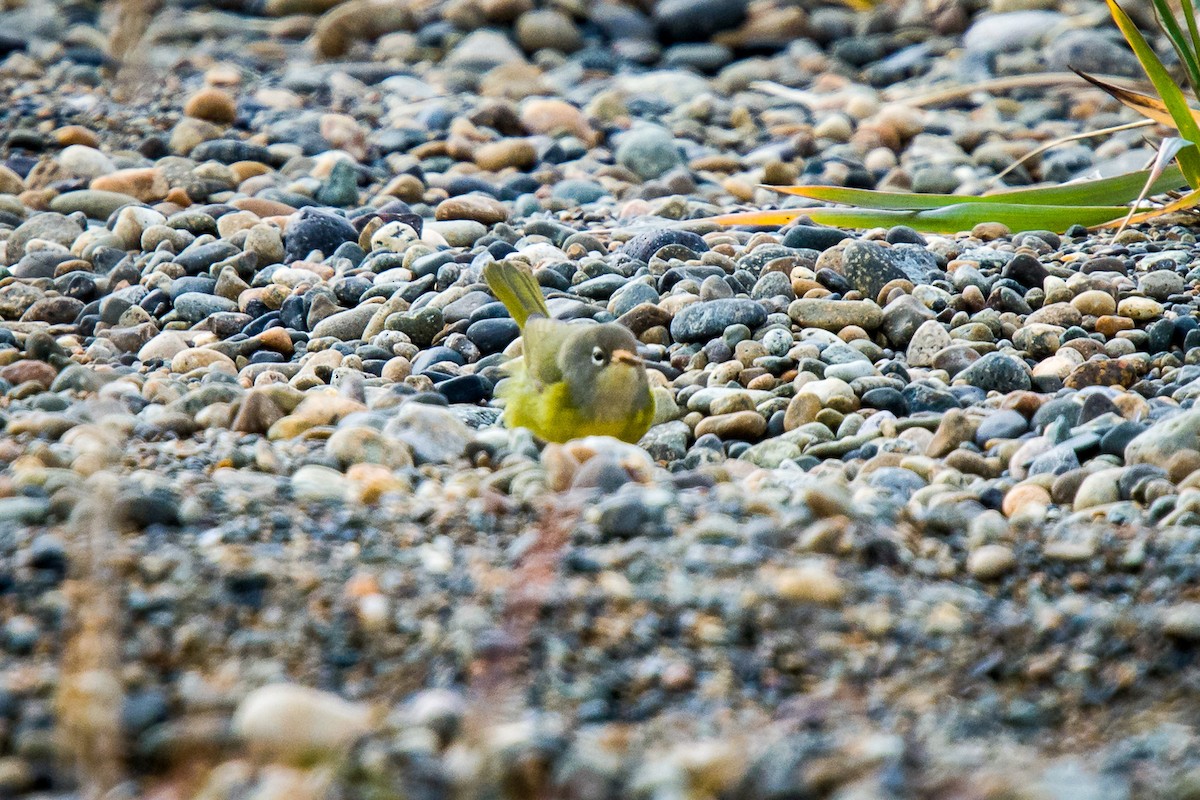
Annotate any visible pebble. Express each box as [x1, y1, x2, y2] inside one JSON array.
[[789, 298, 881, 331], [436, 194, 509, 225], [284, 208, 358, 261], [184, 87, 238, 125], [670, 299, 766, 342], [615, 125, 684, 180], [233, 683, 374, 765], [966, 544, 1016, 580]]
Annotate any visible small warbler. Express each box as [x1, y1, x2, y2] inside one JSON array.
[[483, 261, 655, 444]]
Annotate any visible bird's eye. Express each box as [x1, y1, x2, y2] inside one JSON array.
[[591, 346, 605, 365]]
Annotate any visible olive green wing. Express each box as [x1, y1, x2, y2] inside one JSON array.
[[482, 261, 550, 329], [520, 317, 570, 386]]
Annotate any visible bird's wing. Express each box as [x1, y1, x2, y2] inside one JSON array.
[[521, 317, 568, 386], [482, 261, 550, 329]]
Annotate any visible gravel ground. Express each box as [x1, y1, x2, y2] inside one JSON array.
[[4, 0, 1200, 797]]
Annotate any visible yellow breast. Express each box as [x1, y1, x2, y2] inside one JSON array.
[[498, 373, 654, 444]]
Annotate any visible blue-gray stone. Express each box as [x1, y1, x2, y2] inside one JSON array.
[[622, 229, 709, 263], [956, 352, 1031, 393], [284, 208, 358, 263], [670, 299, 766, 343], [975, 409, 1027, 444], [173, 291, 237, 323], [615, 126, 683, 180]]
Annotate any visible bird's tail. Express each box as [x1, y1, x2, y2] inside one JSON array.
[[482, 261, 550, 329]]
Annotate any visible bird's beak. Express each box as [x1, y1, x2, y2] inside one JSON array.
[[612, 349, 642, 366]]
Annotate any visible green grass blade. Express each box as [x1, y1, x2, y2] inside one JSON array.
[[1150, 0, 1200, 95], [802, 203, 1130, 234], [1109, 0, 1200, 185], [1183, 0, 1200, 74], [985, 167, 1184, 204], [1177, 143, 1200, 185], [771, 186, 977, 210], [768, 166, 1184, 210]]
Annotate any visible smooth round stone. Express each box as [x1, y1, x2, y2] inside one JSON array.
[[167, 210, 219, 237], [1071, 289, 1116, 316], [1026, 443, 1080, 476], [22, 296, 84, 324], [234, 683, 373, 765], [1064, 359, 1139, 390], [1125, 410, 1200, 467], [425, 220, 488, 247], [955, 352, 1031, 393], [906, 319, 952, 367], [1073, 467, 1123, 509], [615, 125, 683, 180], [552, 179, 608, 204], [1012, 323, 1063, 358], [1001, 252, 1050, 288], [879, 295, 934, 348], [315, 160, 360, 206], [59, 143, 115, 178], [861, 387, 906, 416], [412, 346, 465, 374], [466, 318, 519, 354], [284, 208, 358, 262], [782, 225, 849, 251], [903, 383, 959, 414], [1117, 296, 1163, 321], [192, 138, 272, 164], [693, 410, 766, 440], [171, 347, 236, 374], [185, 86, 237, 124], [621, 228, 708, 263], [967, 544, 1016, 580], [975, 409, 1027, 444], [310, 305, 380, 341], [1139, 270, 1184, 300], [655, 0, 747, 42], [751, 270, 795, 301], [390, 307, 444, 347], [608, 282, 660, 317], [670, 299, 767, 343], [49, 189, 140, 219], [1162, 603, 1200, 641], [576, 274, 628, 300], [824, 361, 875, 382], [436, 193, 508, 224], [436, 374, 493, 404], [840, 240, 941, 300], [11, 252, 70, 279], [7, 212, 84, 261], [1031, 398, 1081, 430], [173, 291, 237, 323], [112, 205, 167, 249], [789, 298, 882, 331]]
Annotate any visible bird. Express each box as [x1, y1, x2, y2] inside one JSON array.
[[482, 261, 655, 444]]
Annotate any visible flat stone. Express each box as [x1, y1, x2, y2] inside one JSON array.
[[788, 298, 882, 331], [670, 299, 766, 343]]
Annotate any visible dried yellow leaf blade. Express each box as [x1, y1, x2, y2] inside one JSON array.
[[707, 209, 808, 227], [1106, 188, 1200, 226], [1073, 69, 1189, 129]]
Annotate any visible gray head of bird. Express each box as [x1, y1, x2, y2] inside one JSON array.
[[557, 323, 649, 410]]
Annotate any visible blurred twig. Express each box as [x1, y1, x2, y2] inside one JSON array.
[[56, 473, 128, 798]]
